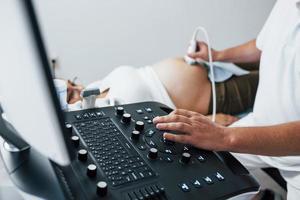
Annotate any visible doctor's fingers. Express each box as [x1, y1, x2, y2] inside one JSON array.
[[171, 109, 203, 118], [153, 113, 192, 125], [163, 133, 190, 144], [156, 122, 193, 134], [172, 109, 210, 125]]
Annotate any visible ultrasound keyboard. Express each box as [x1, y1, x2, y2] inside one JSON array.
[[62, 101, 259, 200], [74, 118, 156, 187]]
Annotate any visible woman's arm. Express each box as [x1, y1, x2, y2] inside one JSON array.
[[154, 109, 300, 156]]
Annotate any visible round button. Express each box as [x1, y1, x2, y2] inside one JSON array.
[[138, 144, 146, 151], [131, 130, 140, 141], [71, 135, 80, 147], [78, 149, 88, 161], [135, 121, 144, 131], [87, 164, 97, 178], [116, 106, 124, 116], [148, 148, 158, 159], [122, 113, 131, 123], [181, 152, 191, 164], [97, 181, 108, 197], [164, 157, 173, 163]]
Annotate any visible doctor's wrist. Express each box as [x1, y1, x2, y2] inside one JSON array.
[[213, 50, 224, 62], [222, 127, 239, 152]]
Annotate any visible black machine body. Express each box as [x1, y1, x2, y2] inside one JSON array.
[[60, 101, 259, 200]]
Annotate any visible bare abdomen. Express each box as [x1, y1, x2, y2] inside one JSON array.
[[152, 58, 211, 114]]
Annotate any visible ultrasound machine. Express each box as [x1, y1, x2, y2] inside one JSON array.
[[0, 0, 259, 199]]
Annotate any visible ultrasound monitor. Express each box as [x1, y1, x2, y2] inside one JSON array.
[[0, 0, 70, 166]]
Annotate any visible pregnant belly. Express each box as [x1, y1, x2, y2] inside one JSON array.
[[151, 58, 211, 114]]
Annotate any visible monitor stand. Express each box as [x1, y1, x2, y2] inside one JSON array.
[[0, 107, 66, 200]]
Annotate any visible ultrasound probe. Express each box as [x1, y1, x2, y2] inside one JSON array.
[[184, 27, 216, 122]]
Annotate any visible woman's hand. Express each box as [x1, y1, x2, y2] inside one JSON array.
[[153, 109, 233, 151], [188, 41, 219, 62], [67, 80, 84, 104]]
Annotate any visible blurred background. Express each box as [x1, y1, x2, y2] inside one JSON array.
[[34, 0, 276, 85]]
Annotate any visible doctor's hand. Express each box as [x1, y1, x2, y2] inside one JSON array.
[[153, 109, 231, 151], [188, 41, 219, 62]]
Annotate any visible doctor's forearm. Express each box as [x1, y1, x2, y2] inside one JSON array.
[[215, 39, 261, 66], [226, 121, 300, 156]]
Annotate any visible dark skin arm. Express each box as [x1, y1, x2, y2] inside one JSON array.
[[154, 109, 300, 156]]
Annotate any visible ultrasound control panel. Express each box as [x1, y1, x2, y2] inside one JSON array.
[[62, 101, 259, 200]]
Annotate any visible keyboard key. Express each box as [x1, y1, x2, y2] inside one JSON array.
[[178, 183, 190, 192], [75, 114, 82, 120], [89, 112, 96, 118], [96, 112, 103, 117], [164, 149, 173, 154], [145, 130, 155, 137], [145, 108, 152, 113], [136, 109, 144, 114], [203, 176, 214, 185], [138, 144, 146, 151], [215, 172, 225, 181], [164, 157, 173, 163], [197, 155, 206, 162], [191, 179, 202, 188]]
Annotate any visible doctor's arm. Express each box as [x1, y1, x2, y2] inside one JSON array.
[[189, 39, 261, 70], [153, 109, 300, 156]]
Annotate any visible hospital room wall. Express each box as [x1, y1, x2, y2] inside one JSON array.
[[35, 0, 276, 85]]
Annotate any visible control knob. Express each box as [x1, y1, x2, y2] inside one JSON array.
[[148, 148, 158, 159], [116, 106, 124, 116], [97, 181, 108, 197], [181, 152, 191, 164], [65, 124, 73, 134], [87, 164, 97, 178], [131, 130, 140, 141], [122, 113, 131, 123], [71, 135, 80, 147], [135, 121, 144, 131], [78, 149, 88, 161]]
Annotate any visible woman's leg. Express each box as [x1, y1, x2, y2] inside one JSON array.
[[207, 71, 259, 115]]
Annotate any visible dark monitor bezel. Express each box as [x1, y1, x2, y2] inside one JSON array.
[[21, 0, 73, 162]]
